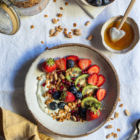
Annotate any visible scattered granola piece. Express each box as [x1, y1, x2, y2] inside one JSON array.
[[110, 118, 114, 120], [60, 7, 64, 10], [44, 14, 48, 18], [73, 23, 77, 27], [65, 2, 69, 5], [30, 25, 34, 29], [71, 116, 77, 122], [73, 29, 82, 36], [106, 125, 113, 129], [49, 29, 55, 37], [41, 41, 44, 44], [118, 97, 121, 102], [52, 18, 58, 24], [85, 21, 91, 26], [117, 128, 121, 132], [53, 0, 56, 2], [114, 112, 119, 118], [87, 35, 94, 41], [57, 13, 63, 17], [113, 133, 118, 138], [119, 104, 123, 108], [37, 76, 41, 80], [124, 109, 130, 116], [106, 133, 112, 139]]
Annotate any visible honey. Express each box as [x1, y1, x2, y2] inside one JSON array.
[[104, 20, 134, 51]]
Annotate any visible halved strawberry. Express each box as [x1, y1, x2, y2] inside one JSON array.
[[61, 91, 75, 102], [96, 75, 105, 87], [78, 59, 92, 70], [42, 58, 56, 73], [55, 58, 66, 71], [88, 65, 100, 75], [66, 55, 79, 62], [88, 73, 98, 86], [86, 110, 101, 121], [96, 89, 106, 101]]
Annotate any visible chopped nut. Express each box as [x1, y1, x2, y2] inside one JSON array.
[[64, 105, 70, 112], [65, 2, 69, 5], [71, 116, 77, 122], [119, 104, 123, 108], [73, 23, 77, 27], [73, 29, 82, 36], [114, 112, 119, 118], [41, 41, 44, 44], [30, 25, 34, 29], [52, 18, 58, 24], [49, 29, 55, 37], [57, 13, 63, 17], [106, 134, 112, 139], [106, 125, 113, 129], [68, 103, 72, 107], [37, 76, 41, 80], [53, 31, 59, 36], [113, 133, 118, 138], [85, 21, 91, 26], [117, 128, 121, 132], [65, 32, 72, 38], [54, 72, 58, 80], [87, 35, 94, 41], [44, 14, 48, 18], [60, 73, 65, 79], [60, 7, 64, 10], [53, 0, 56, 2], [124, 109, 130, 116]]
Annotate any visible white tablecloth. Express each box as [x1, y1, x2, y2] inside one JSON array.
[[0, 0, 140, 139]]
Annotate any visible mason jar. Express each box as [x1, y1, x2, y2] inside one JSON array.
[[0, 0, 49, 35]]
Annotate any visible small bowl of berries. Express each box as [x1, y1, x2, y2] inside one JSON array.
[[80, 0, 115, 7]]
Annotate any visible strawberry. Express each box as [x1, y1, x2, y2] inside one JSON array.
[[55, 58, 66, 71], [61, 91, 75, 102], [96, 75, 105, 87], [66, 55, 79, 63], [88, 73, 98, 86], [78, 59, 92, 70], [88, 65, 100, 75], [96, 89, 106, 101], [42, 58, 56, 73], [86, 110, 101, 121]]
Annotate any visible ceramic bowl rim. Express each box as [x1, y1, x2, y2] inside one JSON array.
[[24, 43, 120, 138]]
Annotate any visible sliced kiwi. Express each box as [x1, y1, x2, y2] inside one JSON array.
[[82, 85, 98, 96], [81, 97, 101, 111], [75, 74, 88, 89], [66, 67, 81, 82]]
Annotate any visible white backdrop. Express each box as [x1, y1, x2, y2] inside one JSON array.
[[0, 0, 140, 140]]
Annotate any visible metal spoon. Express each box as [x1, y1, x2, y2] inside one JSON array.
[[128, 119, 140, 140]]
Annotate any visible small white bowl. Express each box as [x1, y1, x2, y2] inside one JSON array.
[[101, 16, 140, 53], [80, 0, 115, 7]]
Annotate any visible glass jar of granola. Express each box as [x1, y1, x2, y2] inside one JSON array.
[[0, 0, 49, 35]]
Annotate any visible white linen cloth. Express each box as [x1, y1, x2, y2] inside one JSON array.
[[0, 0, 140, 139]]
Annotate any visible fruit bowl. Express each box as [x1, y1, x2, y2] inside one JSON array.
[[80, 0, 115, 7], [25, 43, 120, 137]]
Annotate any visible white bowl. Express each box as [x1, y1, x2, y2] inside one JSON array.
[[25, 43, 120, 137]]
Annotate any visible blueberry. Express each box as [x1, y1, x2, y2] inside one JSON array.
[[58, 102, 66, 109], [49, 102, 58, 110], [103, 0, 110, 5], [90, 0, 103, 6], [52, 91, 61, 100], [79, 107, 87, 119], [75, 91, 82, 99], [69, 86, 77, 94], [67, 60, 75, 68]]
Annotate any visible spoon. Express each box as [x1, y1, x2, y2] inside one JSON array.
[[110, 0, 136, 42], [128, 119, 140, 140]]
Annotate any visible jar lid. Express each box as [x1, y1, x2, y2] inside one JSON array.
[[0, 3, 20, 35]]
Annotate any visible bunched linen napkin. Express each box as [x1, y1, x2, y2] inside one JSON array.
[[0, 108, 53, 140]]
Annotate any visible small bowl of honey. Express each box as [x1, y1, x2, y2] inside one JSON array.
[[101, 16, 140, 53]]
